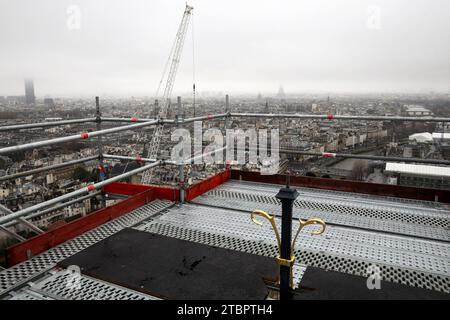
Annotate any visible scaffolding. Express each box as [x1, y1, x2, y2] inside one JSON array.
[[1, 95, 450, 241]]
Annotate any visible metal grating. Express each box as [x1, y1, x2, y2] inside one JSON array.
[[21, 269, 156, 300], [135, 203, 450, 293], [224, 181, 447, 209], [217, 181, 450, 219], [0, 200, 173, 297], [7, 289, 54, 300], [192, 181, 450, 241], [208, 182, 450, 221]]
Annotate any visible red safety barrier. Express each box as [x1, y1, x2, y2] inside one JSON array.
[[185, 169, 230, 201], [231, 170, 450, 203], [103, 182, 179, 201], [6, 188, 156, 267], [4, 170, 233, 267]]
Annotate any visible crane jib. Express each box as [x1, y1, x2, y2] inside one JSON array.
[[141, 4, 194, 184]]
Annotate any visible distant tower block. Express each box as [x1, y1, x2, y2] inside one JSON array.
[[24, 78, 35, 105]]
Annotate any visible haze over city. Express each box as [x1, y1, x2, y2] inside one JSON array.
[[1, 0, 449, 97], [1, 0, 450, 305]]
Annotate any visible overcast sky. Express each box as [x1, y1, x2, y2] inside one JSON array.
[[0, 0, 449, 97]]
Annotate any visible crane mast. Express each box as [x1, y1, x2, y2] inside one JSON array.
[[141, 4, 193, 184]]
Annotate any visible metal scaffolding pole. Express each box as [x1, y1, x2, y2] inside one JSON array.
[[0, 225, 25, 242], [230, 147, 450, 166], [278, 149, 450, 165], [105, 149, 450, 168], [0, 118, 96, 132], [90, 114, 226, 124], [0, 204, 43, 237], [225, 95, 230, 129], [96, 97, 104, 175], [95, 97, 106, 208], [3, 191, 101, 228], [182, 113, 228, 124], [0, 160, 161, 226], [16, 217, 44, 235], [0, 156, 98, 182], [224, 95, 231, 174], [100, 117, 156, 123], [4, 111, 448, 134], [104, 147, 228, 167], [230, 113, 450, 123], [103, 154, 157, 163], [0, 119, 159, 156], [177, 96, 185, 203]]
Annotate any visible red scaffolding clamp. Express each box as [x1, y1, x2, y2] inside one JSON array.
[[322, 152, 336, 158]]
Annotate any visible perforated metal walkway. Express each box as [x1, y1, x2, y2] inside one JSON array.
[[1, 200, 173, 300], [192, 181, 450, 241], [2, 180, 450, 299], [136, 200, 450, 293]]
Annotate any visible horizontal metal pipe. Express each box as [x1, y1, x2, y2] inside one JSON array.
[[101, 117, 156, 123], [0, 160, 161, 225], [104, 146, 228, 166], [0, 119, 159, 156], [0, 118, 97, 132], [279, 149, 450, 165], [101, 114, 228, 125], [107, 147, 450, 166], [100, 117, 176, 124], [230, 113, 450, 122], [3, 192, 101, 228], [182, 113, 229, 124], [103, 154, 157, 163], [0, 156, 98, 182], [234, 147, 450, 166], [2, 112, 447, 134], [113, 144, 448, 166]]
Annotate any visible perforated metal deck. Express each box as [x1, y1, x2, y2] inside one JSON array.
[[192, 181, 450, 241], [6, 269, 156, 300], [0, 200, 173, 299], [134, 199, 450, 293], [2, 180, 449, 299]]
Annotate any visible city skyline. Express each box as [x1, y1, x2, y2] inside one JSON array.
[[1, 0, 449, 96]]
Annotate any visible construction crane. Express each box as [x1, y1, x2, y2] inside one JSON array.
[[141, 4, 194, 184]]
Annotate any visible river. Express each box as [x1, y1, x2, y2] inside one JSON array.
[[329, 150, 379, 171]]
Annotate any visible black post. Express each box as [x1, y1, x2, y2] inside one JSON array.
[[275, 175, 298, 300], [95, 96, 106, 208]]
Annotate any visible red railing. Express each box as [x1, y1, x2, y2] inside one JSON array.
[[8, 167, 449, 267], [185, 169, 230, 201], [6, 188, 156, 266], [231, 170, 450, 203], [5, 171, 230, 266]]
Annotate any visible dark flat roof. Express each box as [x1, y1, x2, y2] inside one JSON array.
[[58, 228, 278, 300]]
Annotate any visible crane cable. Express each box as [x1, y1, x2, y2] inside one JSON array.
[[192, 11, 196, 117]]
